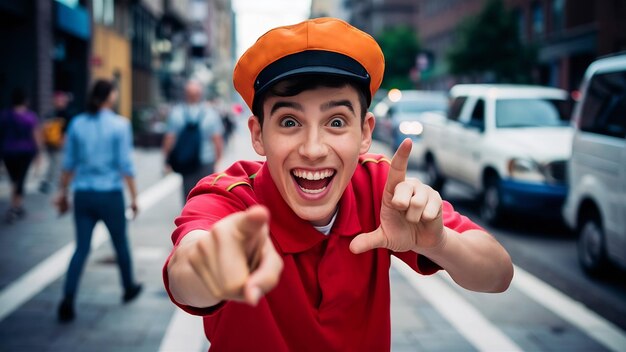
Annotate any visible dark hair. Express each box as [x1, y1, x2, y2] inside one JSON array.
[[11, 88, 27, 106], [87, 79, 116, 114], [252, 74, 369, 127]]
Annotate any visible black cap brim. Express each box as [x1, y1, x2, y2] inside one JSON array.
[[254, 50, 372, 106]]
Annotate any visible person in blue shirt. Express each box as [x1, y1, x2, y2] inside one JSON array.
[[55, 79, 142, 323]]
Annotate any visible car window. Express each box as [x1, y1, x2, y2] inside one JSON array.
[[579, 71, 626, 138], [396, 100, 448, 115], [467, 99, 485, 130], [448, 97, 466, 122], [496, 98, 567, 128]]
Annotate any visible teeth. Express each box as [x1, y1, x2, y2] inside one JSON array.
[[301, 186, 326, 194], [293, 169, 334, 180]]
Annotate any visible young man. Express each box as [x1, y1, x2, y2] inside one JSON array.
[[164, 17, 513, 351]]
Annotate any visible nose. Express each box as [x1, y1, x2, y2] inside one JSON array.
[[298, 128, 328, 160]]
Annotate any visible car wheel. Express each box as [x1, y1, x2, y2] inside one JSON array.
[[577, 215, 608, 276], [426, 158, 445, 192], [481, 176, 503, 225]]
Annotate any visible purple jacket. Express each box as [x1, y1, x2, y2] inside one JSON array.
[[0, 108, 39, 154]]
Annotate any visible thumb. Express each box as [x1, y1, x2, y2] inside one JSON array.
[[350, 227, 387, 254]]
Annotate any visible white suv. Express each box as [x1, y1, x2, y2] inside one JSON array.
[[562, 54, 626, 275]]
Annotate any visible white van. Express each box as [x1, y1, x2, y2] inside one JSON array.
[[562, 54, 626, 275]]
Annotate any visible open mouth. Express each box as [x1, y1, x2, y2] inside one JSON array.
[[291, 168, 336, 194]]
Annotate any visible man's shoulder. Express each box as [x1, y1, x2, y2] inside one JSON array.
[[196, 160, 264, 193], [353, 153, 391, 185], [359, 154, 391, 166], [168, 104, 185, 119]]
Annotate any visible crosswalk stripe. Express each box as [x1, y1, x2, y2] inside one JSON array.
[[0, 173, 182, 322], [512, 265, 626, 352], [392, 257, 524, 352], [159, 309, 207, 352]]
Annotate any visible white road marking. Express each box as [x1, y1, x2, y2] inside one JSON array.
[[159, 309, 208, 352], [512, 265, 626, 352], [392, 257, 524, 352], [0, 173, 182, 322]]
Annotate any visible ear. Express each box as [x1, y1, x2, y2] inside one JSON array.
[[248, 115, 266, 156], [359, 112, 375, 154]]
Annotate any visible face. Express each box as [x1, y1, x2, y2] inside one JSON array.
[[185, 83, 203, 104], [249, 85, 375, 226], [107, 89, 119, 106]]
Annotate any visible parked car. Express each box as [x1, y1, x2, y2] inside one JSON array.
[[562, 54, 626, 276], [414, 84, 573, 225], [372, 89, 448, 151]]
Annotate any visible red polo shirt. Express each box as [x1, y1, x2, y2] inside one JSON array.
[[163, 154, 482, 351]]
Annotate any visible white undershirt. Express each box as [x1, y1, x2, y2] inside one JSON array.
[[313, 210, 338, 235]]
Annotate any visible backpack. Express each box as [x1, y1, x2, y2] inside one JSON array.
[[42, 117, 65, 148], [167, 110, 203, 174]]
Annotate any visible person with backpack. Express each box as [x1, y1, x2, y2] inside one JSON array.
[[162, 80, 224, 202]]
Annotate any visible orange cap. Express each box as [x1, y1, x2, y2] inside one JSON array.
[[233, 17, 385, 111]]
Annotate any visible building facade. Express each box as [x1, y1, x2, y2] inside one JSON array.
[[0, 0, 90, 117], [415, 0, 626, 91]]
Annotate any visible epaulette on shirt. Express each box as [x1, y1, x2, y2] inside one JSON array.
[[203, 160, 262, 192], [359, 154, 390, 165]]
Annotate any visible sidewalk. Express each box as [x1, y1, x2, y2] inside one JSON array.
[[0, 148, 188, 351], [0, 119, 263, 351]]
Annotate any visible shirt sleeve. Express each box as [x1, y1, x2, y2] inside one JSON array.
[[166, 107, 181, 134], [209, 108, 224, 136], [118, 119, 135, 177], [163, 185, 249, 316]]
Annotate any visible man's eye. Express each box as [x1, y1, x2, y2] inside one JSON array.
[[329, 118, 346, 128], [279, 117, 299, 127]]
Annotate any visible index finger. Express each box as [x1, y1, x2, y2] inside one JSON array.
[[385, 138, 412, 195], [234, 205, 270, 237]]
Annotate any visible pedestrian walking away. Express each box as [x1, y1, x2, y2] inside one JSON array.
[[39, 91, 73, 194], [163, 17, 514, 351], [55, 79, 142, 323], [0, 88, 42, 223], [162, 80, 224, 203]]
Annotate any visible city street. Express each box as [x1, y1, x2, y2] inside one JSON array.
[[1, 118, 625, 352]]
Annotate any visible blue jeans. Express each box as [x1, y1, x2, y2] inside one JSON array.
[[63, 190, 135, 298]]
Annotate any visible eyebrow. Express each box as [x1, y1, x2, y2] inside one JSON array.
[[269, 99, 356, 116], [270, 101, 303, 115], [321, 100, 355, 115]]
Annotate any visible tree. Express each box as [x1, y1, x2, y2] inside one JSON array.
[[376, 26, 420, 89], [447, 0, 537, 83]]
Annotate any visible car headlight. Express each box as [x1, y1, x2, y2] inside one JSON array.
[[398, 121, 424, 136], [507, 158, 546, 182]]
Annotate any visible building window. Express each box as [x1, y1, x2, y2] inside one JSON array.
[[93, 0, 114, 26], [552, 0, 565, 33], [532, 2, 544, 38]]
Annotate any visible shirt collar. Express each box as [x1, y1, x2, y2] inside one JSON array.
[[253, 163, 362, 254]]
